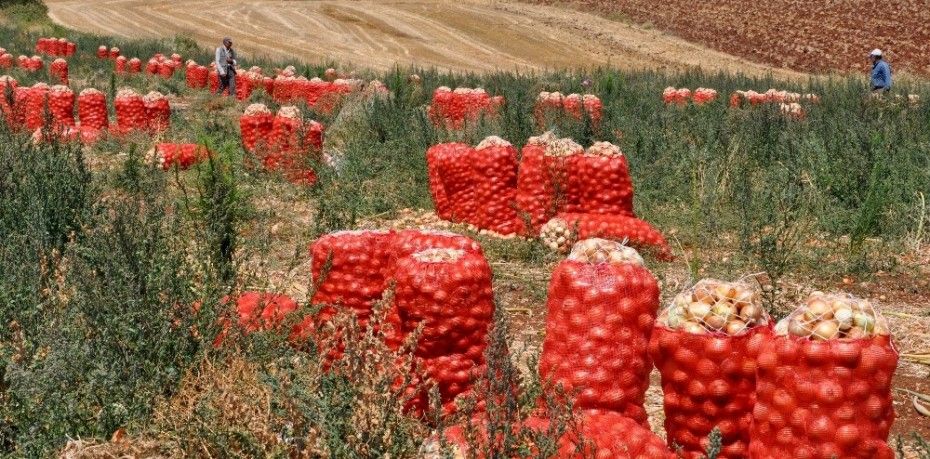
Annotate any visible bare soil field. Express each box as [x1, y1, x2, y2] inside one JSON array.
[[44, 0, 803, 78], [530, 0, 930, 76]]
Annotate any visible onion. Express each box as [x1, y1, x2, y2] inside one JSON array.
[[812, 320, 839, 340], [687, 302, 711, 321], [804, 299, 833, 321]]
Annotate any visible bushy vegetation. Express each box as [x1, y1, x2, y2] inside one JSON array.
[[0, 2, 927, 457]]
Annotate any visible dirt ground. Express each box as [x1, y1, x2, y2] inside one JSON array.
[[44, 0, 803, 79]]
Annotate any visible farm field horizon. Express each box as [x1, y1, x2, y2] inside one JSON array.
[[1, 1, 929, 458]]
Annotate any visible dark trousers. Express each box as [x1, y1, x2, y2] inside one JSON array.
[[217, 70, 236, 96]]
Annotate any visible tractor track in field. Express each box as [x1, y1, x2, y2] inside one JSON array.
[[45, 0, 803, 78]]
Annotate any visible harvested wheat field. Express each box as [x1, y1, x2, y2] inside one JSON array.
[[531, 0, 930, 76], [45, 0, 803, 78]]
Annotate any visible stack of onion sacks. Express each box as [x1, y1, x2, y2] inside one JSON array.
[[649, 279, 772, 458], [539, 238, 658, 425], [749, 291, 896, 459], [78, 88, 108, 131]]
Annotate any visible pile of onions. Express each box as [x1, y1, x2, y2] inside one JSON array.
[[775, 291, 889, 340], [659, 279, 767, 336], [565, 237, 644, 266]]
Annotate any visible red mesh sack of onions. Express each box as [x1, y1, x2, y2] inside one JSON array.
[[144, 58, 158, 75], [114, 56, 127, 73], [514, 132, 560, 233], [78, 88, 108, 131], [153, 143, 210, 171], [23, 84, 49, 131], [648, 279, 772, 459], [539, 239, 659, 425], [49, 58, 68, 85], [428, 142, 479, 223], [11, 86, 31, 129], [31, 125, 100, 145], [212, 291, 300, 347], [471, 136, 522, 236], [540, 212, 671, 260], [47, 85, 75, 129], [662, 87, 691, 105], [426, 143, 454, 220], [561, 93, 602, 126], [0, 75, 17, 121], [240, 103, 274, 153], [96, 45, 108, 59], [566, 141, 635, 216], [394, 247, 495, 415], [109, 47, 120, 59], [748, 291, 897, 459], [158, 60, 176, 79], [114, 88, 147, 133], [272, 75, 297, 103], [143, 91, 170, 132], [430, 410, 672, 459], [128, 57, 142, 73], [267, 106, 302, 167], [692, 88, 718, 105], [309, 229, 396, 327], [0, 53, 12, 69], [236, 71, 256, 101], [27, 55, 43, 72]]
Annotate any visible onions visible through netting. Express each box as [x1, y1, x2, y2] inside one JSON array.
[[539, 212, 671, 260]]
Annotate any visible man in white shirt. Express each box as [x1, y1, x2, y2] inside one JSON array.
[[215, 37, 237, 96]]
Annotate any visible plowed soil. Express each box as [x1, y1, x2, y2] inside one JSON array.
[[44, 0, 802, 78], [529, 0, 930, 76]]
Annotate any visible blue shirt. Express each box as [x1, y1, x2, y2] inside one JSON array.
[[871, 60, 892, 89]]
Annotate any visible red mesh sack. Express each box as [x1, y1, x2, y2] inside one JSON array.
[[433, 142, 478, 223], [533, 93, 602, 130], [568, 142, 634, 216], [261, 76, 274, 95], [539, 239, 658, 425], [209, 66, 220, 94], [23, 84, 49, 131], [145, 58, 158, 75], [155, 143, 209, 171], [213, 291, 300, 347], [514, 133, 557, 233], [749, 291, 897, 459], [47, 85, 75, 129], [435, 411, 672, 459], [10, 86, 30, 129], [158, 61, 175, 79], [0, 54, 12, 69], [0, 76, 17, 123], [35, 38, 49, 54], [425, 143, 457, 221], [49, 58, 68, 84], [236, 74, 254, 101], [143, 91, 170, 132], [649, 279, 773, 458], [309, 229, 396, 326], [65, 42, 76, 57], [27, 56, 43, 72], [394, 247, 494, 414], [114, 56, 127, 73], [240, 103, 273, 153], [304, 120, 324, 153], [267, 106, 302, 166], [540, 212, 672, 260], [427, 87, 502, 130], [272, 76, 297, 103], [78, 88, 108, 131], [471, 136, 522, 235], [96, 45, 108, 59], [109, 47, 120, 59], [128, 58, 142, 73], [114, 88, 147, 133]]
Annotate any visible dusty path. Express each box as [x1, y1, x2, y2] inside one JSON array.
[[45, 0, 803, 78]]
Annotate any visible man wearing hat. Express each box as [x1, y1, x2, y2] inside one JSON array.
[[869, 49, 891, 93], [215, 37, 238, 96]]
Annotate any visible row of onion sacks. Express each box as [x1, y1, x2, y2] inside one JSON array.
[[539, 238, 659, 425], [426, 86, 504, 130], [533, 92, 602, 131], [540, 212, 672, 261]]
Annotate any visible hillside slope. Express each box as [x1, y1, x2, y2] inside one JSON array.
[[45, 0, 803, 78]]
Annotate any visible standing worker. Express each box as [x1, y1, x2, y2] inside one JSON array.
[[869, 49, 891, 93], [215, 37, 237, 96]]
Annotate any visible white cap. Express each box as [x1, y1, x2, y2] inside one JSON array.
[[870, 49, 883, 57]]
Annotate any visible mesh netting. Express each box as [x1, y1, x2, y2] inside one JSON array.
[[748, 291, 897, 458], [539, 239, 657, 424], [650, 279, 772, 458], [472, 138, 522, 235], [78, 89, 108, 131]]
